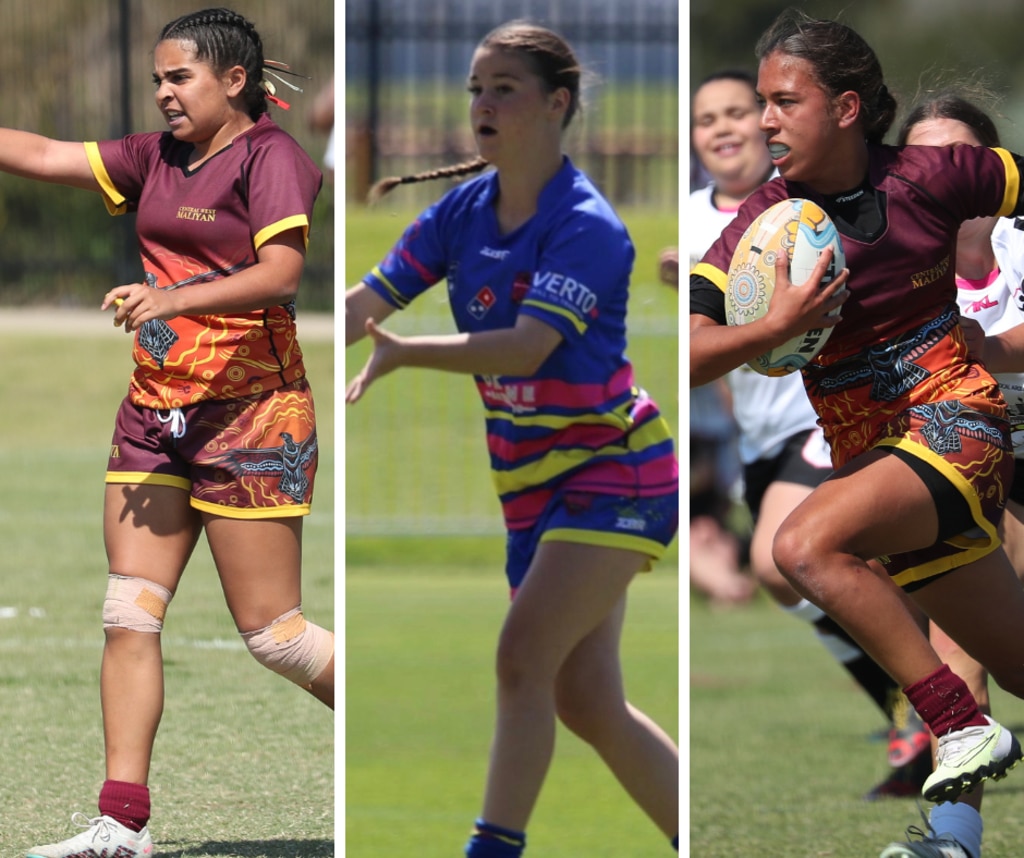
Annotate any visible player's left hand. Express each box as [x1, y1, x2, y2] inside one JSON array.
[[346, 318, 404, 403], [102, 283, 180, 332]]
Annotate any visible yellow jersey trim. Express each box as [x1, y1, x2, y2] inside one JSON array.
[[85, 142, 129, 216], [521, 299, 588, 335], [254, 214, 311, 251], [994, 147, 1020, 217]]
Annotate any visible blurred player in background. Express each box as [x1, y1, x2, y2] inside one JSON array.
[[0, 8, 334, 857], [346, 19, 679, 857], [689, 68, 931, 799]]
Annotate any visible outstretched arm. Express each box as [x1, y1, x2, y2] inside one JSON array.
[[346, 283, 397, 346], [346, 313, 563, 404], [0, 129, 99, 191]]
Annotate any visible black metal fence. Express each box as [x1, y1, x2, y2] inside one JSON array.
[[344, 0, 679, 210], [0, 0, 334, 309]]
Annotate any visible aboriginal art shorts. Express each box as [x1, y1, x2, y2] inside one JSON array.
[[504, 487, 679, 594], [106, 377, 317, 519], [804, 305, 1013, 591]]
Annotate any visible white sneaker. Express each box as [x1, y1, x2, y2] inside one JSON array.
[[879, 829, 969, 858], [26, 813, 154, 858], [922, 715, 1023, 802]]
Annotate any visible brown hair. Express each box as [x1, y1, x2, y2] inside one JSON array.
[[755, 8, 896, 145], [159, 7, 268, 121], [368, 20, 583, 203], [896, 90, 1002, 148]]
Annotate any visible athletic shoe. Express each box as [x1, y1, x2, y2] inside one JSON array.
[[888, 700, 931, 768], [864, 746, 933, 801], [25, 813, 153, 858], [879, 826, 969, 858], [922, 715, 1023, 802]]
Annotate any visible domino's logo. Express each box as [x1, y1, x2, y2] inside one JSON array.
[[468, 286, 497, 319]]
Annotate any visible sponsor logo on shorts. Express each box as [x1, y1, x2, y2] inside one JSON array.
[[615, 516, 647, 532]]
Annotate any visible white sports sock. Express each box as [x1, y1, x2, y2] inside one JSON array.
[[930, 802, 983, 858], [781, 597, 825, 623], [782, 598, 861, 663]]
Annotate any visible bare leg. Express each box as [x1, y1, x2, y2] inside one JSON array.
[[772, 450, 951, 688], [102, 484, 201, 784], [204, 514, 334, 709], [479, 542, 653, 831], [555, 598, 678, 837]]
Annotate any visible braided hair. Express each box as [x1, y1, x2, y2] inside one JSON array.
[[158, 7, 267, 121], [369, 20, 582, 203]]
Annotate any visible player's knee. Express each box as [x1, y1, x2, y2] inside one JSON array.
[[556, 685, 622, 745], [494, 623, 550, 694], [771, 521, 816, 586], [102, 574, 173, 634], [241, 607, 334, 689]]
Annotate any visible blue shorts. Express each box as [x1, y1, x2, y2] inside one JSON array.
[[504, 489, 679, 591]]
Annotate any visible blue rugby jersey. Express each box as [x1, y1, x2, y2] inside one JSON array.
[[363, 156, 678, 529]]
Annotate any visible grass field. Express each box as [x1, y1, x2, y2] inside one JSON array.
[[0, 315, 334, 858], [345, 537, 679, 857], [690, 592, 1024, 857], [344, 200, 681, 855]]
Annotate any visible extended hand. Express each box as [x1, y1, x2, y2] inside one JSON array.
[[345, 318, 403, 404]]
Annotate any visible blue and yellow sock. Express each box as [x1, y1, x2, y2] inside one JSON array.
[[464, 818, 527, 857]]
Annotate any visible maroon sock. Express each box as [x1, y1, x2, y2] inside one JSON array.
[[904, 664, 988, 737], [98, 779, 151, 832]]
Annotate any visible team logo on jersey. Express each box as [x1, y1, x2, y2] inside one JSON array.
[[533, 270, 599, 319], [177, 205, 217, 222], [468, 286, 497, 319]]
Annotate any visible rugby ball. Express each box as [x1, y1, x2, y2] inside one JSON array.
[[725, 197, 845, 376]]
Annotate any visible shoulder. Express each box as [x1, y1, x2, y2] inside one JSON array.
[[552, 161, 630, 241], [881, 142, 1002, 184], [242, 116, 317, 164]]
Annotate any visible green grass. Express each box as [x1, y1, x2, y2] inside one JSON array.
[[345, 537, 679, 857], [690, 593, 1024, 857], [0, 321, 334, 858], [344, 203, 679, 535]]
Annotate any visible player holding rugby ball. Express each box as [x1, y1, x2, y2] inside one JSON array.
[[691, 9, 1024, 849]]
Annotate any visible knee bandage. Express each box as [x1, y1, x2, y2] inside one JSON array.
[[102, 574, 173, 633], [241, 607, 334, 688]]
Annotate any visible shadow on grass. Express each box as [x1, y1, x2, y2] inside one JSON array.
[[158, 838, 333, 857]]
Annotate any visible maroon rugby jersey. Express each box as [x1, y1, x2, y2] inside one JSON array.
[[692, 143, 1021, 363], [85, 114, 322, 408]]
